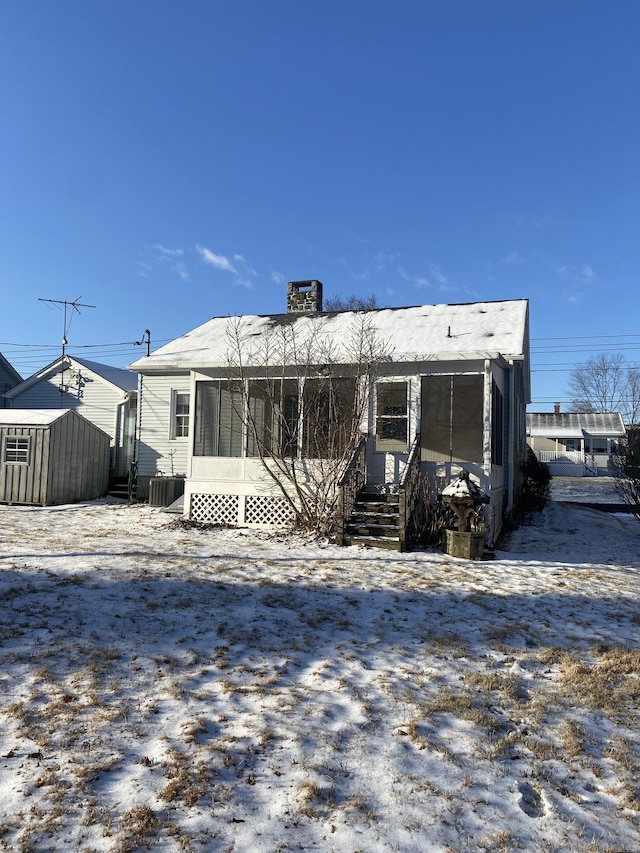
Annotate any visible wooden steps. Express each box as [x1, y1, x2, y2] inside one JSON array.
[[342, 490, 402, 551]]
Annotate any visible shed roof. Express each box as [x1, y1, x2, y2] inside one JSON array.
[[128, 299, 530, 373], [0, 409, 69, 426], [526, 412, 627, 438], [0, 408, 112, 440]]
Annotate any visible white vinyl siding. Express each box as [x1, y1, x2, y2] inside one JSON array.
[[8, 364, 119, 441], [137, 373, 191, 476]]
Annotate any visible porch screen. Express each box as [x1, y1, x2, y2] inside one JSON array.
[[193, 381, 243, 457], [421, 374, 484, 463], [303, 378, 356, 458], [247, 379, 299, 458]]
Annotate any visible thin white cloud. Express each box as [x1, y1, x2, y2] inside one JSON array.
[[429, 265, 448, 285], [197, 246, 237, 273], [197, 245, 257, 289], [153, 244, 184, 257], [500, 251, 525, 265], [581, 264, 595, 281], [271, 271, 285, 285], [374, 251, 401, 272], [555, 262, 596, 283], [174, 263, 190, 282]]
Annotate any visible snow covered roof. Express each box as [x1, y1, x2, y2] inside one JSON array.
[[527, 412, 627, 438], [69, 356, 138, 392], [0, 409, 69, 426], [4, 355, 138, 398], [128, 299, 530, 372]]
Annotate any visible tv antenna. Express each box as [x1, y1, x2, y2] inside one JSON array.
[[39, 296, 96, 400], [39, 296, 96, 357]]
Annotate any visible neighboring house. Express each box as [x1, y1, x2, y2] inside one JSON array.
[[3, 355, 137, 477], [527, 410, 626, 476], [129, 281, 531, 547], [0, 409, 110, 505], [0, 352, 22, 405]]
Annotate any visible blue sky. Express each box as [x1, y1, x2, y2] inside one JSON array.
[[1, 0, 639, 409]]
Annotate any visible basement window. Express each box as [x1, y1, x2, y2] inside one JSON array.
[[4, 436, 29, 464]]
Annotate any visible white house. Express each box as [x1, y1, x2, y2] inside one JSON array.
[[128, 282, 531, 547], [527, 410, 626, 476], [3, 354, 138, 477]]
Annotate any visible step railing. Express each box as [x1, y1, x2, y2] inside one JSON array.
[[398, 433, 422, 552], [336, 436, 367, 545]]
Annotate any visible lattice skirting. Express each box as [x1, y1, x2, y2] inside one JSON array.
[[189, 492, 294, 528]]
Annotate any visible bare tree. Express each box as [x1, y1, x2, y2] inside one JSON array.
[[567, 353, 640, 424], [324, 294, 380, 312], [225, 313, 391, 535]]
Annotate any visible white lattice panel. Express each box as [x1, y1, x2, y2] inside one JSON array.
[[245, 495, 294, 527], [190, 493, 239, 525]]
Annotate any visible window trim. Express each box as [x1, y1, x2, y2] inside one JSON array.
[[375, 380, 409, 452], [170, 389, 190, 440], [4, 435, 30, 465]]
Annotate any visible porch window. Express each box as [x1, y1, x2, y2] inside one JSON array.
[[247, 379, 299, 458], [303, 378, 356, 458], [4, 436, 29, 464], [193, 381, 243, 457], [421, 374, 483, 463], [172, 391, 190, 438], [376, 382, 408, 452]]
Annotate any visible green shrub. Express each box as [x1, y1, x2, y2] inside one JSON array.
[[515, 446, 551, 520]]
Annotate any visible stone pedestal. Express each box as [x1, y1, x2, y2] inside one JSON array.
[[444, 529, 485, 560]]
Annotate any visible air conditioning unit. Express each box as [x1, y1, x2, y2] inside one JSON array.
[[148, 477, 185, 507]]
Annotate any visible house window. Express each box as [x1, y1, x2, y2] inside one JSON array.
[[193, 381, 243, 457], [4, 436, 29, 464], [172, 391, 190, 438], [376, 382, 408, 452], [421, 374, 484, 463], [590, 438, 608, 454]]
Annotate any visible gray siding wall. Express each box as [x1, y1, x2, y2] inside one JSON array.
[[137, 373, 190, 476], [48, 413, 110, 503], [0, 414, 109, 505]]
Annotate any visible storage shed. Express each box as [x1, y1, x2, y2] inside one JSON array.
[[0, 409, 110, 506]]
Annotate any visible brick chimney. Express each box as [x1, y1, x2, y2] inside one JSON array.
[[287, 280, 323, 314], [554, 403, 561, 414]]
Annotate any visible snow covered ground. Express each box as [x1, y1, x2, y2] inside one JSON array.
[[550, 476, 621, 504], [1, 488, 639, 852]]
